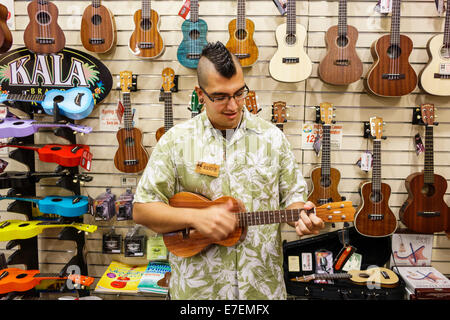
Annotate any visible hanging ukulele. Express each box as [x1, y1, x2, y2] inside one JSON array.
[[129, 0, 164, 59], [188, 89, 202, 118], [225, 0, 258, 67], [81, 0, 117, 53], [354, 117, 397, 237], [114, 71, 149, 173], [0, 3, 12, 53], [244, 90, 260, 115], [399, 104, 449, 233], [156, 67, 177, 142], [23, 0, 66, 54], [0, 171, 92, 190], [271, 101, 287, 131]]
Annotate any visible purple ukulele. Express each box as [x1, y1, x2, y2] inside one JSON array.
[[0, 117, 92, 138]]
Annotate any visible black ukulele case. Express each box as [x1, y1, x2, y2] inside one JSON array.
[[283, 227, 405, 300]]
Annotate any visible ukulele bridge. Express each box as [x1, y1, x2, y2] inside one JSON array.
[[434, 74, 450, 79], [334, 59, 350, 66], [235, 53, 250, 59], [417, 211, 440, 217], [368, 214, 384, 221], [124, 159, 139, 166], [382, 73, 405, 80], [282, 57, 299, 64], [187, 53, 201, 60], [89, 38, 105, 45], [138, 42, 155, 49], [36, 37, 55, 44]]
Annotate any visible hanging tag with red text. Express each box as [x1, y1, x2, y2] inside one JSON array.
[[178, 0, 191, 20], [80, 150, 93, 171]]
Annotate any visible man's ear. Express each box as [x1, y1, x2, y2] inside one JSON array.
[[195, 86, 204, 103]]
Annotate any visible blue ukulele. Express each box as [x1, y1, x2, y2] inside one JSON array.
[[176, 0, 208, 69], [0, 195, 90, 217], [0, 87, 94, 120]]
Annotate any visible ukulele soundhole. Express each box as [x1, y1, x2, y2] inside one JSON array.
[[285, 34, 297, 45], [387, 45, 402, 59], [140, 18, 152, 31], [320, 177, 331, 188], [125, 137, 135, 147], [336, 35, 349, 47], [370, 191, 383, 203], [189, 29, 200, 40], [91, 14, 103, 26], [235, 29, 248, 40], [16, 273, 28, 279], [421, 183, 435, 197], [36, 11, 51, 26], [440, 44, 450, 59]]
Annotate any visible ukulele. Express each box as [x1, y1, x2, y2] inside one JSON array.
[[114, 71, 149, 173], [0, 3, 12, 53], [156, 67, 176, 142], [188, 90, 202, 118], [354, 117, 397, 237], [269, 0, 312, 82], [419, 0, 450, 96], [308, 103, 344, 206], [176, 0, 208, 69], [318, 0, 363, 85], [225, 0, 258, 67], [365, 0, 417, 97], [81, 0, 117, 53], [291, 267, 399, 288], [163, 192, 355, 257], [0, 171, 92, 190], [244, 90, 260, 115], [271, 101, 287, 131], [23, 0, 66, 54], [0, 87, 95, 120], [0, 267, 94, 294], [0, 195, 90, 218], [129, 0, 164, 59], [0, 117, 92, 139], [0, 220, 97, 241], [0, 143, 91, 170], [399, 104, 448, 233]]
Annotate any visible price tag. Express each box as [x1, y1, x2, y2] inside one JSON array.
[[80, 150, 92, 171], [360, 151, 373, 172], [379, 0, 392, 13], [302, 123, 343, 150], [116, 100, 124, 123], [178, 0, 191, 20]]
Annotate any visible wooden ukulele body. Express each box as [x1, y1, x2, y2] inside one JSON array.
[[400, 172, 448, 233], [225, 18, 258, 67], [80, 4, 116, 53], [319, 25, 362, 85], [23, 0, 65, 54], [308, 167, 343, 205], [155, 126, 165, 142], [365, 34, 417, 96], [0, 4, 12, 53], [355, 181, 398, 237], [114, 127, 149, 173], [129, 9, 164, 59]]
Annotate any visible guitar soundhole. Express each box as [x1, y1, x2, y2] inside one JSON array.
[[36, 11, 51, 26], [16, 273, 28, 279], [51, 198, 63, 202], [189, 29, 200, 40], [440, 44, 450, 59], [421, 184, 435, 197], [50, 147, 62, 151], [370, 191, 383, 203], [140, 18, 152, 31], [235, 29, 248, 40], [18, 223, 30, 227], [53, 95, 64, 103], [320, 177, 331, 188], [13, 121, 25, 126], [91, 14, 103, 26], [336, 35, 349, 47], [285, 34, 297, 45], [387, 45, 402, 59], [125, 137, 135, 147], [359, 273, 370, 279]]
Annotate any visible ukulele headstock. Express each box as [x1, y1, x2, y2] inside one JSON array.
[[67, 274, 95, 288], [271, 101, 287, 124], [119, 71, 133, 93], [369, 116, 383, 140], [420, 103, 435, 126], [316, 201, 356, 222], [245, 90, 260, 115], [318, 102, 334, 125], [161, 67, 176, 93]]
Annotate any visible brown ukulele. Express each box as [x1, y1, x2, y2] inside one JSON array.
[[129, 0, 164, 59], [163, 192, 356, 257], [0, 3, 12, 53], [156, 67, 176, 142], [80, 0, 116, 53], [318, 0, 362, 85], [354, 117, 397, 237], [365, 0, 417, 97], [244, 90, 260, 115], [23, 0, 65, 54], [308, 103, 344, 207], [399, 104, 448, 233], [225, 0, 258, 67], [271, 101, 287, 131], [114, 71, 149, 173]]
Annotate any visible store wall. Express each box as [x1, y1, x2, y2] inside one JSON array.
[[0, 0, 449, 299]]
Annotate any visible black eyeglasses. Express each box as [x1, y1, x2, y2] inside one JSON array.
[[199, 84, 250, 106]]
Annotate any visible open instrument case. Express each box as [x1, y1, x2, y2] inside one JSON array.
[[283, 226, 406, 300]]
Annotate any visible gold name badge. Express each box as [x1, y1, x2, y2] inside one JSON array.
[[195, 162, 220, 177]]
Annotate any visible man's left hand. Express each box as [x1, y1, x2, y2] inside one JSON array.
[[294, 201, 325, 236]]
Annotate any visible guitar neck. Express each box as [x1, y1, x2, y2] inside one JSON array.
[[372, 139, 382, 194], [299, 273, 352, 281], [286, 0, 296, 35], [0, 196, 39, 204], [142, 0, 151, 19], [34, 273, 66, 280], [321, 124, 331, 178], [338, 0, 348, 36], [122, 92, 134, 129], [190, 0, 199, 22], [237, 0, 246, 30], [163, 91, 173, 132], [444, 0, 450, 45], [390, 0, 401, 46], [6, 93, 45, 103], [424, 126, 435, 184], [92, 0, 101, 8]]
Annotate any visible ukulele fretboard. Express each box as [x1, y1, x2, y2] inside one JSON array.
[[338, 0, 348, 36], [424, 126, 435, 184], [286, 0, 297, 35], [390, 0, 401, 46]]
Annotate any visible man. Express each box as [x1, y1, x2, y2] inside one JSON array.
[[133, 41, 324, 299]]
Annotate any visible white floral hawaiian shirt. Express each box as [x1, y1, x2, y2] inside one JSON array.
[[134, 107, 308, 299]]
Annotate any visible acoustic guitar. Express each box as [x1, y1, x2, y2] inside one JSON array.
[[225, 0, 258, 67], [176, 0, 208, 69], [156, 67, 176, 141], [269, 0, 312, 82], [308, 103, 344, 206], [419, 0, 450, 96], [0, 220, 97, 241], [291, 267, 399, 288], [23, 0, 66, 54], [0, 267, 94, 294], [163, 192, 355, 257], [0, 3, 12, 53], [354, 117, 397, 237], [271, 101, 287, 131], [80, 0, 117, 53], [114, 71, 149, 173], [318, 0, 362, 85], [365, 0, 417, 97], [399, 104, 448, 233], [129, 0, 164, 59]]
